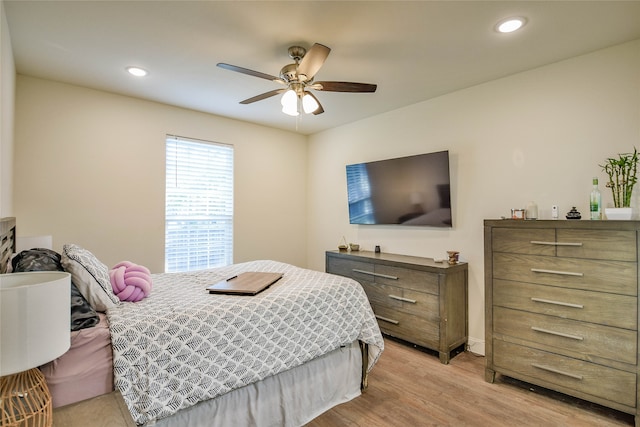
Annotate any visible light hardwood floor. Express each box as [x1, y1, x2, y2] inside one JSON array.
[[306, 338, 635, 426]]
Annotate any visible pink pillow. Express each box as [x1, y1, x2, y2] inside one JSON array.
[[109, 261, 152, 302]]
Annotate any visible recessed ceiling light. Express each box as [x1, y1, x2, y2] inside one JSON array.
[[126, 66, 148, 77], [496, 17, 527, 33]]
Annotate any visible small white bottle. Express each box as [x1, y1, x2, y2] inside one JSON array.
[[526, 201, 538, 220], [590, 177, 601, 220]]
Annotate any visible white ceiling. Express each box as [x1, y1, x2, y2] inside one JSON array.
[[4, 1, 640, 135]]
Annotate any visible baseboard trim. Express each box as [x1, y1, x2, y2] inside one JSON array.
[[467, 337, 485, 356]]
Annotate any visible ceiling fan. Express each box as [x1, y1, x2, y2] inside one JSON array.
[[217, 43, 377, 116]]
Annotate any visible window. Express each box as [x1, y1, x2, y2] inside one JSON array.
[[165, 136, 233, 272]]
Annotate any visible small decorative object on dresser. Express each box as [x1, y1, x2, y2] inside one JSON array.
[[446, 250, 459, 265], [511, 208, 525, 220], [600, 147, 638, 220], [565, 206, 581, 219], [338, 236, 348, 252], [605, 207, 633, 220], [484, 219, 640, 424], [326, 250, 468, 364], [525, 201, 538, 220]]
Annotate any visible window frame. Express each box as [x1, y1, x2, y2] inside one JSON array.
[[165, 135, 234, 272]]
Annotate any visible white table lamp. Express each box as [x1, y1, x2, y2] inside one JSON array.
[[0, 271, 71, 427]]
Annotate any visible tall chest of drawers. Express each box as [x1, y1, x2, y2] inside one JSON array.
[[484, 219, 640, 423], [326, 250, 468, 364]]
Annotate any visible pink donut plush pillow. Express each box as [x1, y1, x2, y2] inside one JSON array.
[[109, 261, 152, 302]]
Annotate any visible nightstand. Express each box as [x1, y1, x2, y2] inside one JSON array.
[[53, 391, 135, 427]]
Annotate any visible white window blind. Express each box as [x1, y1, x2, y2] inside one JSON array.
[[165, 136, 233, 272]]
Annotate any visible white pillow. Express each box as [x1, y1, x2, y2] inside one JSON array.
[[61, 244, 120, 312]]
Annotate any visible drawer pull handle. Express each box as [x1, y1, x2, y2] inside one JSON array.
[[530, 241, 583, 247], [531, 297, 584, 309], [530, 268, 584, 277], [352, 269, 399, 280], [531, 363, 583, 380], [375, 315, 399, 325], [388, 294, 417, 304], [531, 326, 583, 341]]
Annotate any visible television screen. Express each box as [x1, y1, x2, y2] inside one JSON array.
[[346, 150, 452, 227]]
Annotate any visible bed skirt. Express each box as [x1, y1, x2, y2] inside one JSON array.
[[149, 340, 363, 427]]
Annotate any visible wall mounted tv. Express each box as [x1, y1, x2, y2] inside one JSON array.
[[346, 150, 452, 227]]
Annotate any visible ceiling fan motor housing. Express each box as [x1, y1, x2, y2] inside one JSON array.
[[280, 63, 298, 82], [287, 46, 306, 61]]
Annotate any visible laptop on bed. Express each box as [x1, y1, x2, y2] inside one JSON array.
[[206, 272, 283, 295]]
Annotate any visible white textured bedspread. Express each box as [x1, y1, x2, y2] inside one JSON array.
[[107, 260, 384, 425]]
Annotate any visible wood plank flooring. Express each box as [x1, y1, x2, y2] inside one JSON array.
[[306, 338, 635, 426]]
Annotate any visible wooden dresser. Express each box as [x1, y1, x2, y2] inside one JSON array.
[[484, 219, 640, 424], [326, 250, 468, 364]]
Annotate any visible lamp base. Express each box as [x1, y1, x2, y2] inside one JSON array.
[[1, 368, 52, 427]]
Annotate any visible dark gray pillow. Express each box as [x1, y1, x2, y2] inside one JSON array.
[[12, 247, 64, 272], [12, 248, 99, 331]]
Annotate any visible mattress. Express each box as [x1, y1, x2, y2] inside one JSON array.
[[40, 313, 113, 408]]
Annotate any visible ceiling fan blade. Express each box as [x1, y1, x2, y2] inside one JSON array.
[[217, 63, 283, 83], [307, 92, 324, 115], [315, 81, 377, 93], [297, 43, 331, 82], [240, 89, 286, 104]]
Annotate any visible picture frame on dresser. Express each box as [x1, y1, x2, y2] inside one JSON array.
[[484, 219, 640, 426]]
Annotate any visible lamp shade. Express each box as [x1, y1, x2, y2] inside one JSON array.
[[0, 272, 71, 376], [302, 93, 319, 114], [281, 89, 299, 116]]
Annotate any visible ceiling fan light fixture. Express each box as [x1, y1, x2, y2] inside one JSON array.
[[282, 105, 299, 116], [302, 93, 319, 114], [219, 43, 377, 116], [496, 17, 526, 33], [281, 89, 297, 107], [281, 90, 299, 116]]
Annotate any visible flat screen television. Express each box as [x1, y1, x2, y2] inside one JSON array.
[[346, 150, 452, 227]]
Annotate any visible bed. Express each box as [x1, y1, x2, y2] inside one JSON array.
[[0, 217, 384, 426]]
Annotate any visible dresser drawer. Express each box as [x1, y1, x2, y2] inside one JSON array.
[[492, 228, 636, 261], [326, 256, 371, 280], [362, 282, 439, 320], [493, 340, 636, 408], [494, 307, 637, 365], [493, 253, 637, 295], [373, 304, 439, 347], [556, 229, 636, 261], [373, 264, 439, 295], [492, 228, 556, 255], [493, 279, 637, 330]]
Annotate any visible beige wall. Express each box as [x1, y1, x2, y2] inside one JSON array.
[[0, 1, 15, 217], [307, 40, 640, 354], [14, 77, 308, 272]]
